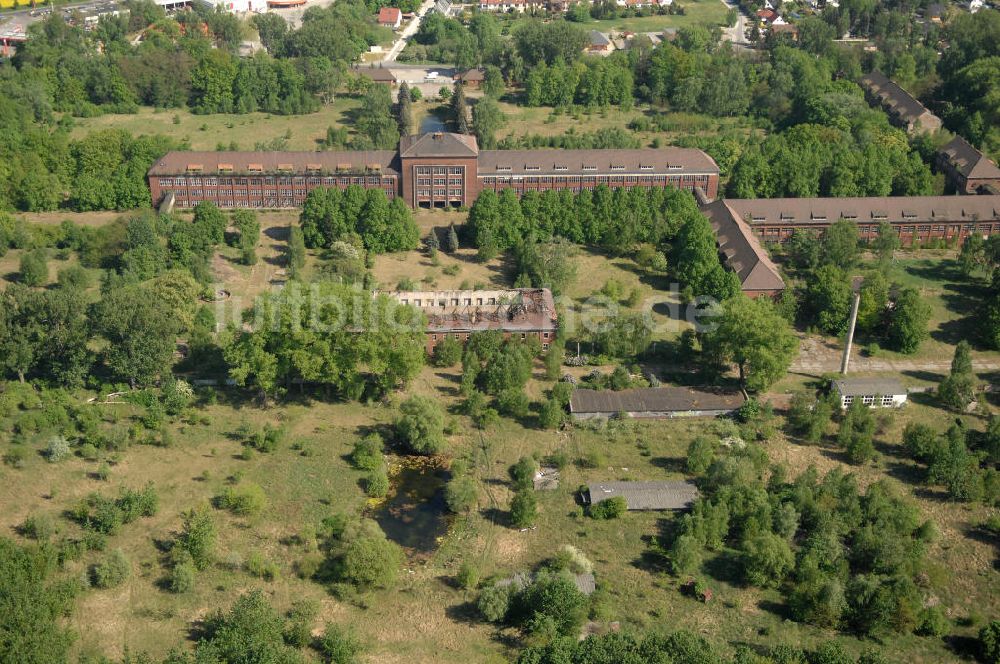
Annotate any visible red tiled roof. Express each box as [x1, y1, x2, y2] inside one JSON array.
[[377, 6, 401, 22]]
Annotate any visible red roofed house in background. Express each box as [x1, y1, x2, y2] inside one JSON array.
[[378, 6, 402, 28]]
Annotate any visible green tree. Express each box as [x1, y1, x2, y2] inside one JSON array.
[[472, 96, 505, 149], [938, 340, 976, 410], [871, 221, 900, 264], [92, 548, 130, 588], [92, 285, 179, 387], [886, 287, 931, 354], [838, 399, 877, 464], [432, 335, 462, 367], [18, 250, 48, 287], [0, 538, 76, 663], [196, 589, 303, 662], [981, 620, 1000, 664], [509, 456, 538, 491], [339, 535, 403, 589], [510, 489, 537, 528], [317, 624, 362, 664], [177, 506, 216, 570], [704, 295, 798, 391], [686, 437, 716, 474], [804, 265, 853, 336], [856, 271, 889, 334], [670, 534, 703, 576], [396, 395, 446, 455], [822, 219, 861, 270], [741, 532, 794, 587], [397, 82, 413, 136]]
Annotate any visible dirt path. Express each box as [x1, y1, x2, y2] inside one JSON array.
[[792, 335, 1000, 377], [211, 217, 290, 323]]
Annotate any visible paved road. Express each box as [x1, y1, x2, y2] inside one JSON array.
[[719, 0, 751, 49], [1, 0, 118, 30], [382, 0, 435, 62]]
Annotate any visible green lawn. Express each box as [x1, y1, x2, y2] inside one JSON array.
[[69, 100, 362, 152], [586, 0, 730, 32]]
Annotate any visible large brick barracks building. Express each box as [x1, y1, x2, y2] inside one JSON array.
[[147, 132, 721, 210]]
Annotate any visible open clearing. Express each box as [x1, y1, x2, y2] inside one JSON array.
[[69, 101, 362, 152], [2, 225, 999, 663]]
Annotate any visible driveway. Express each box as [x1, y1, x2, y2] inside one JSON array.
[[382, 0, 435, 62]]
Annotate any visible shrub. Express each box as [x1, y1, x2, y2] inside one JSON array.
[[445, 475, 477, 513], [20, 514, 55, 541], [283, 599, 319, 648], [246, 550, 279, 580], [395, 395, 446, 455], [510, 490, 537, 528], [3, 446, 27, 468], [553, 545, 593, 575], [589, 496, 627, 520], [350, 434, 384, 471], [457, 561, 481, 590], [216, 483, 268, 517], [509, 456, 538, 491], [91, 549, 130, 589], [338, 536, 403, 589], [432, 335, 463, 367], [19, 249, 48, 286], [477, 583, 512, 622], [177, 506, 215, 570], [169, 558, 196, 594], [916, 605, 949, 637], [45, 436, 71, 463], [578, 450, 606, 469], [365, 470, 389, 498], [317, 625, 362, 664], [981, 620, 1000, 664]]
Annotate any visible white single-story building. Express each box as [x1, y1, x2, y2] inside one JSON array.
[[832, 377, 907, 409]]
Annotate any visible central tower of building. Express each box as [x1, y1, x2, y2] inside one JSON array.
[[398, 132, 480, 208]]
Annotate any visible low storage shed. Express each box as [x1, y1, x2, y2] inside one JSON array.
[[584, 481, 699, 511], [832, 377, 907, 409], [569, 387, 744, 420]]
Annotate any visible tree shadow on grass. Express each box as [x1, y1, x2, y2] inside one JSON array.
[[756, 599, 792, 621], [650, 456, 686, 473], [480, 507, 508, 528], [444, 600, 481, 625], [703, 550, 743, 586], [943, 634, 981, 660]]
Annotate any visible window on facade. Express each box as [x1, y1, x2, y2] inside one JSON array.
[[881, 395, 894, 407], [862, 395, 874, 405], [843, 396, 853, 406]]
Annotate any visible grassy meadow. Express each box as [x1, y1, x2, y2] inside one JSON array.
[[2, 215, 1000, 663]]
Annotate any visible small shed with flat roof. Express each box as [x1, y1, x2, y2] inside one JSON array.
[[832, 377, 907, 409], [583, 480, 699, 511]]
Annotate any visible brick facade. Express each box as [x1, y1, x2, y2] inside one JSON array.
[[147, 133, 721, 210]]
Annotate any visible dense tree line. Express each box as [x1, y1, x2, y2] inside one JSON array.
[[518, 629, 892, 664], [936, 10, 1000, 158], [466, 185, 702, 259], [666, 438, 940, 639], [298, 185, 419, 254], [0, 208, 221, 388], [780, 220, 930, 353], [223, 281, 426, 402]]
